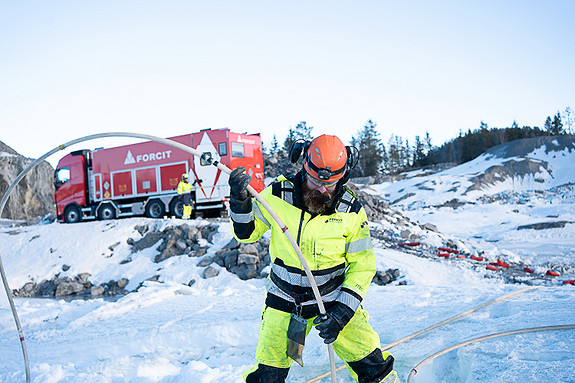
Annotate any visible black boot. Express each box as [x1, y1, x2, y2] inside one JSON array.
[[245, 364, 290, 383]]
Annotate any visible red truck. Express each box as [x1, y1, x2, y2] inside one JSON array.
[[54, 128, 265, 223]]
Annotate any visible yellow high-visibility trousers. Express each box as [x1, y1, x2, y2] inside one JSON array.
[[243, 306, 398, 382], [182, 204, 192, 219]]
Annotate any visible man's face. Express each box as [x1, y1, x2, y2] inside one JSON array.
[[302, 174, 338, 214]]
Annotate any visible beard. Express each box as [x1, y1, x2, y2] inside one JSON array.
[[302, 180, 335, 214]]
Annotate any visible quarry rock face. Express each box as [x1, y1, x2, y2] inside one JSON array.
[[0, 140, 55, 220]]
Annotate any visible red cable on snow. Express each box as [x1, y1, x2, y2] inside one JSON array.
[[438, 247, 459, 254]]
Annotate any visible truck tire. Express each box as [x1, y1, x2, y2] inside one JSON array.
[[64, 205, 82, 223], [98, 203, 116, 220], [169, 198, 183, 218], [145, 199, 165, 219]]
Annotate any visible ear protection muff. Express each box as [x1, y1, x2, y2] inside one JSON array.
[[339, 145, 359, 185], [288, 139, 311, 164]]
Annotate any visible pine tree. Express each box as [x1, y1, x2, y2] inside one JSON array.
[[412, 135, 426, 167], [283, 121, 314, 151], [350, 120, 385, 177], [545, 116, 553, 135], [387, 134, 404, 174], [270, 135, 279, 155], [551, 113, 564, 135], [563, 107, 574, 135], [404, 139, 411, 169]]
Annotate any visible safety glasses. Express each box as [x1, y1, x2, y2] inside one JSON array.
[[307, 174, 338, 188]]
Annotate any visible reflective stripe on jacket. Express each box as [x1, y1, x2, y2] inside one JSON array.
[[230, 173, 376, 317], [177, 180, 193, 195]]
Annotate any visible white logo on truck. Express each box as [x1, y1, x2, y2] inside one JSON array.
[[124, 150, 172, 165], [237, 137, 256, 145], [124, 151, 136, 164]]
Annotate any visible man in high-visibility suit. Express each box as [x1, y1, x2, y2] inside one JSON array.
[[177, 173, 196, 219], [228, 135, 399, 383]]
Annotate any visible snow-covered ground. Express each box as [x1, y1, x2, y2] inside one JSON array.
[[366, 136, 575, 268], [1, 137, 574, 382], [1, 216, 574, 383]]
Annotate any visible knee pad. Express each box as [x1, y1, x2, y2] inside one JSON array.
[[245, 363, 290, 383], [348, 348, 395, 383]]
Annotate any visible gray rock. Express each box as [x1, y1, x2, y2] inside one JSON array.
[[108, 242, 121, 251], [197, 257, 213, 267], [55, 281, 85, 297], [234, 263, 258, 280], [176, 239, 188, 251], [91, 285, 105, 296], [186, 226, 199, 241], [222, 238, 240, 250], [134, 224, 149, 235], [423, 223, 438, 232], [36, 280, 57, 296], [372, 269, 400, 286], [0, 140, 55, 220], [238, 253, 258, 265], [240, 244, 259, 255], [517, 221, 572, 230], [22, 282, 35, 293], [131, 232, 163, 253], [203, 266, 220, 279], [77, 273, 91, 284], [224, 250, 239, 269]]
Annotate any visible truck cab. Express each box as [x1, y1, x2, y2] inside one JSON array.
[[54, 150, 90, 223]]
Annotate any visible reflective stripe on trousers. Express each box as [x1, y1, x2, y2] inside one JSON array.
[[243, 306, 395, 382]]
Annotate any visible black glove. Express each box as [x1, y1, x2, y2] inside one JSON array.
[[313, 303, 355, 344], [229, 167, 251, 200]]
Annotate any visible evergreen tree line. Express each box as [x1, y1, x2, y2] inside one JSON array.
[[266, 107, 574, 177]]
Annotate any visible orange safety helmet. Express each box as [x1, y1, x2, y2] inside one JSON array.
[[303, 135, 348, 183]]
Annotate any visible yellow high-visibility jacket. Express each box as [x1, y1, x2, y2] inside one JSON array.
[[177, 180, 193, 195], [230, 172, 376, 318]]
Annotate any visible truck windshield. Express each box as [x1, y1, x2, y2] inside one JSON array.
[[55, 167, 70, 190]]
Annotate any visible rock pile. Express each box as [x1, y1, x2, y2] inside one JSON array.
[[372, 269, 402, 286], [263, 151, 299, 180], [12, 269, 129, 299], [0, 140, 55, 220], [209, 237, 271, 280], [126, 222, 219, 263]]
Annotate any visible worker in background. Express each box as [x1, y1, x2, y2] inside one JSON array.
[[177, 173, 198, 219], [228, 134, 399, 383]]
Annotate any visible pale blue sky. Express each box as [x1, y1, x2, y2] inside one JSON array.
[[1, 0, 574, 164]]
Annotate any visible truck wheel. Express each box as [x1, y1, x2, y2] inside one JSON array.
[[169, 199, 183, 218], [98, 203, 116, 220], [145, 199, 165, 219], [64, 205, 82, 223]]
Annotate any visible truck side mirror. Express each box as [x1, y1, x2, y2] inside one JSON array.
[[200, 152, 213, 166]]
